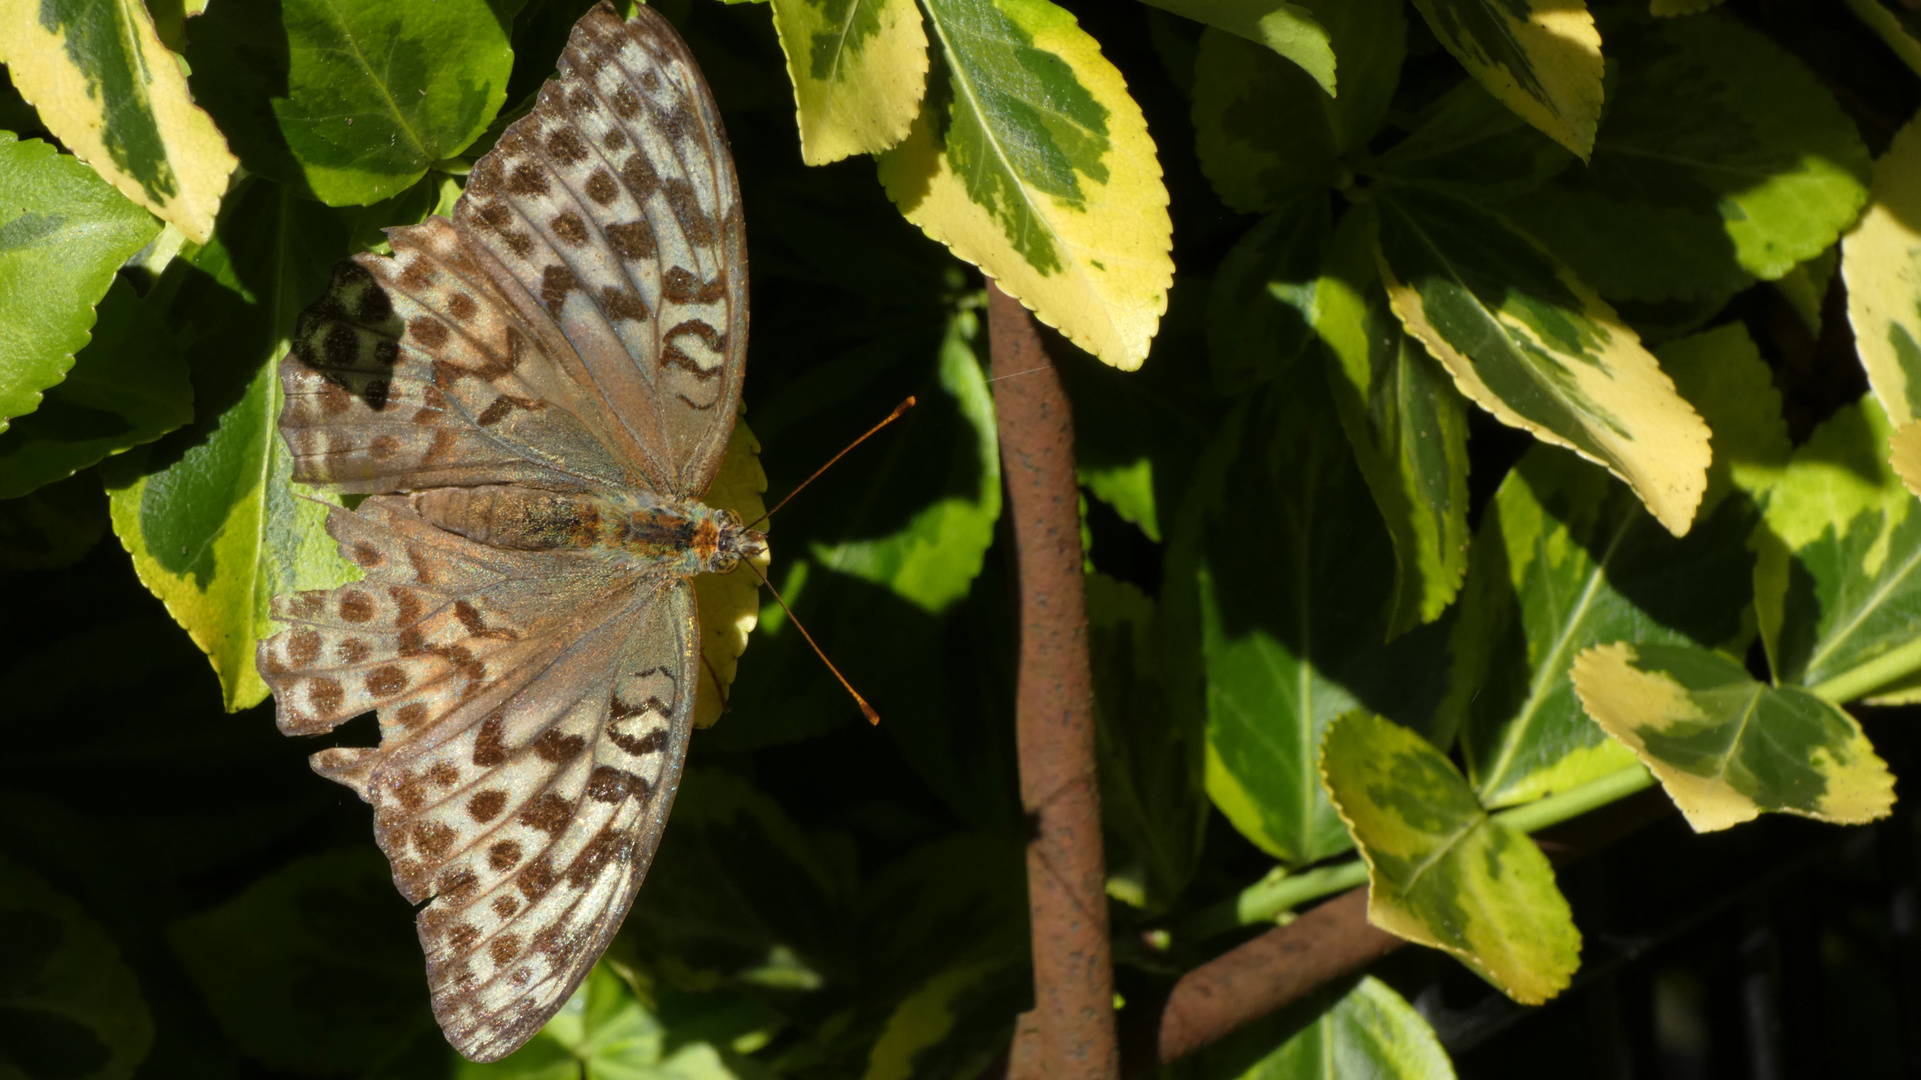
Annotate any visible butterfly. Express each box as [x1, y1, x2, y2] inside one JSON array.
[[254, 2, 761, 1062]]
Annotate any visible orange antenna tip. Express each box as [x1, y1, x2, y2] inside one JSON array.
[[747, 560, 878, 725]]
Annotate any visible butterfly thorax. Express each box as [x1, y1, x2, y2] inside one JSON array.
[[412, 485, 765, 575]]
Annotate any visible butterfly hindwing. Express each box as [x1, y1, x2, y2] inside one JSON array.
[[455, 2, 746, 498]]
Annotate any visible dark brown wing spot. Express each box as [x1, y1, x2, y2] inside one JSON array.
[[584, 169, 619, 206], [410, 317, 449, 349], [609, 724, 668, 756], [663, 179, 716, 245], [439, 867, 479, 903], [351, 541, 383, 567], [508, 164, 549, 197], [602, 126, 628, 153], [369, 435, 399, 461], [568, 88, 597, 115], [533, 729, 586, 764], [447, 923, 480, 951], [414, 821, 456, 859], [475, 398, 515, 427], [540, 264, 581, 313], [394, 772, 428, 810], [447, 292, 478, 321], [337, 638, 372, 664], [492, 893, 520, 918], [289, 628, 322, 667], [453, 601, 486, 636], [316, 381, 352, 417], [488, 840, 523, 871], [586, 765, 650, 805], [611, 84, 641, 118], [546, 126, 588, 164], [388, 587, 424, 626], [566, 826, 628, 888], [502, 230, 535, 258], [620, 152, 659, 198], [519, 854, 557, 899], [551, 211, 589, 248], [395, 701, 429, 727], [518, 792, 572, 836], [428, 761, 459, 787], [600, 285, 649, 324], [308, 677, 344, 716], [469, 790, 506, 822], [605, 221, 655, 260], [473, 716, 509, 767], [662, 267, 726, 304], [338, 590, 375, 623], [489, 932, 521, 966]]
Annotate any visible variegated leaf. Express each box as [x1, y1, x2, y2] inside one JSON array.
[[1407, 0, 1603, 158], [1844, 110, 1921, 426], [771, 0, 930, 164]]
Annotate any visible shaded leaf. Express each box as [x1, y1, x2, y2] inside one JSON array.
[[1367, 75, 1575, 200], [0, 133, 160, 431], [1314, 204, 1469, 635], [1205, 194, 1330, 394], [0, 471, 109, 570], [861, 956, 1027, 1080], [185, 0, 513, 205], [1320, 710, 1581, 1005], [877, 0, 1172, 368], [1175, 976, 1453, 1080], [1442, 323, 1787, 807], [1141, 0, 1334, 95], [1753, 395, 1921, 703], [1175, 382, 1452, 865], [0, 0, 236, 243], [1573, 642, 1894, 831], [1407, 0, 1603, 158], [1845, 0, 1921, 78], [770, 0, 929, 164], [0, 853, 154, 1080], [1844, 110, 1921, 426], [0, 280, 191, 499], [1190, 0, 1404, 211], [1504, 15, 1872, 301], [1774, 246, 1838, 340], [1374, 187, 1711, 536]]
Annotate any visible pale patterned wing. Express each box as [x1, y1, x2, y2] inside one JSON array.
[[454, 2, 747, 497], [281, 217, 650, 495], [256, 497, 698, 1061]]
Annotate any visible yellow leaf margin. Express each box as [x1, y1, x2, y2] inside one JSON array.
[[1844, 110, 1921, 427], [1408, 0, 1603, 158], [771, 0, 929, 165]]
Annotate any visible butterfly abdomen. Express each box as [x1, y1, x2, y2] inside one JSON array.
[[413, 486, 608, 552]]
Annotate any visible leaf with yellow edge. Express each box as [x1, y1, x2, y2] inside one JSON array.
[[1844, 111, 1921, 427], [0, 0, 237, 243], [876, 0, 1172, 369], [771, 0, 929, 165], [1374, 187, 1711, 537], [691, 416, 771, 729], [1572, 642, 1894, 832], [1893, 420, 1921, 502], [1320, 709, 1581, 1005], [1407, 0, 1603, 158], [1139, 0, 1335, 95]]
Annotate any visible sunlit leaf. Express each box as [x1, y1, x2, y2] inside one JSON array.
[[1176, 383, 1452, 865], [0, 280, 191, 499], [1374, 187, 1712, 536], [0, 133, 160, 432], [1141, 0, 1334, 95], [0, 0, 237, 242], [770, 0, 929, 164], [1442, 324, 1787, 807], [1407, 0, 1602, 158], [462, 964, 755, 1080], [1504, 15, 1871, 302], [1844, 110, 1921, 426], [1573, 642, 1894, 831], [1179, 975, 1454, 1080], [1190, 0, 1404, 212], [185, 0, 513, 205], [1314, 205, 1469, 635], [877, 0, 1172, 368], [1321, 710, 1581, 1005], [1753, 395, 1921, 703], [0, 853, 154, 1080]]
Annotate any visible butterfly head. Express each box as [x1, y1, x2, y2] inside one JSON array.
[[705, 507, 769, 575]]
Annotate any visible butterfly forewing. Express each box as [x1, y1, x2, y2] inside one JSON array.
[[454, 3, 746, 497], [258, 2, 749, 1063]]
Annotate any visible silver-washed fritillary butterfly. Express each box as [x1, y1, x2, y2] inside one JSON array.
[[255, 3, 761, 1061]]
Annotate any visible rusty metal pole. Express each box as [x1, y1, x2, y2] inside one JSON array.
[[987, 281, 1120, 1080]]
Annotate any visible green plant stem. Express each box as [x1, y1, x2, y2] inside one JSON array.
[[1178, 765, 1657, 941]]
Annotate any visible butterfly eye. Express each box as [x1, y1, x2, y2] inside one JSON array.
[[713, 551, 740, 573]]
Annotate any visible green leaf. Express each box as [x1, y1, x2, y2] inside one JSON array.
[[167, 849, 432, 1074], [877, 0, 1172, 368], [1406, 0, 1603, 158], [1190, 0, 1404, 212], [1206, 195, 1331, 394], [1774, 245, 1838, 339], [1080, 455, 1161, 542], [770, 0, 929, 164], [1314, 205, 1470, 636], [103, 181, 361, 711], [1088, 573, 1206, 911], [1753, 395, 1921, 703], [1503, 15, 1872, 302], [0, 853, 154, 1080], [806, 312, 998, 613], [1442, 323, 1788, 807], [1140, 0, 1335, 95], [0, 0, 237, 243], [1366, 75, 1575, 199], [1178, 975, 1454, 1080], [1175, 384, 1453, 865], [1374, 186, 1712, 536], [1844, 110, 1921, 426], [1572, 642, 1895, 831], [462, 964, 757, 1080], [1845, 0, 1921, 78], [185, 0, 513, 205], [1320, 710, 1581, 1005], [861, 956, 1028, 1080], [0, 133, 160, 432], [0, 280, 191, 498]]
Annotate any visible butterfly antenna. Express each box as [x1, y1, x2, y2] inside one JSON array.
[[746, 396, 916, 529], [746, 559, 880, 725]]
